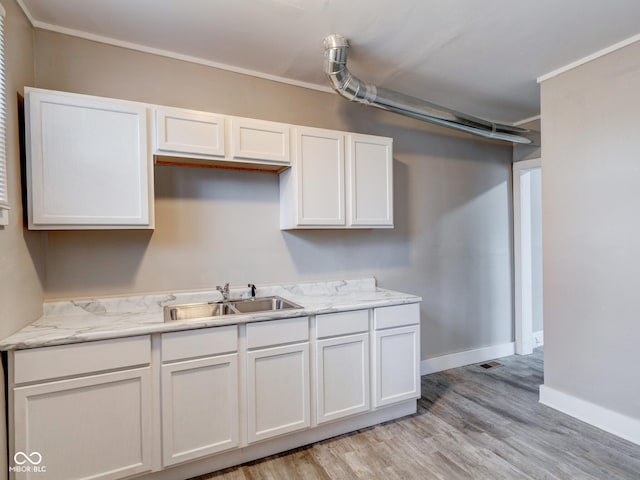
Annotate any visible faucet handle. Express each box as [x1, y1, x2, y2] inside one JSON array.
[[248, 283, 256, 298], [216, 283, 230, 301]]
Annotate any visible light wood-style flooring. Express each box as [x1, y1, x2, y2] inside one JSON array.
[[194, 348, 640, 479]]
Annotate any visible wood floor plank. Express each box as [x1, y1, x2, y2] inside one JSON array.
[[196, 348, 640, 479]]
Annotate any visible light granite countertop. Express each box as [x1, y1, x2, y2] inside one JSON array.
[[0, 278, 421, 350]]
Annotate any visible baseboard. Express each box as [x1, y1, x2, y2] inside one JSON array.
[[420, 342, 515, 375], [533, 330, 544, 347], [539, 385, 640, 446]]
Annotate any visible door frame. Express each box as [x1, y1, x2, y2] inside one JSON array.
[[513, 158, 541, 355]]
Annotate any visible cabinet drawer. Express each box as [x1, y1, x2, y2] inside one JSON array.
[[162, 325, 237, 362], [374, 303, 420, 330], [246, 317, 309, 349], [13, 336, 150, 384], [316, 310, 369, 339]]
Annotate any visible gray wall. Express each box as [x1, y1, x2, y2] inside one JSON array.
[[0, 1, 43, 476], [541, 41, 640, 418], [33, 30, 515, 361]]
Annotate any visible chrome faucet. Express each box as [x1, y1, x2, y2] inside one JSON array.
[[216, 283, 230, 302]]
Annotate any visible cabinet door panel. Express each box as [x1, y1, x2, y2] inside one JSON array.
[[13, 368, 152, 480], [155, 107, 225, 157], [316, 333, 370, 424], [348, 135, 393, 227], [231, 118, 290, 164], [161, 354, 239, 466], [373, 325, 420, 408], [27, 89, 151, 228], [296, 128, 345, 226], [247, 343, 310, 442]]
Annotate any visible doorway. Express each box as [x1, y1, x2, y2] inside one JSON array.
[[513, 158, 542, 355]]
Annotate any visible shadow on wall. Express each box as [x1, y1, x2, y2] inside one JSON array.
[[281, 158, 410, 275]]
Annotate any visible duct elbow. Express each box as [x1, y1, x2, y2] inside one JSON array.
[[323, 35, 378, 105]]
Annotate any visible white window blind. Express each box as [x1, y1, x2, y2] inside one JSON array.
[[0, 4, 8, 226]]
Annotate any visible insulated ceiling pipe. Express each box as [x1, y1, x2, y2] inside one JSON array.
[[323, 34, 539, 145]]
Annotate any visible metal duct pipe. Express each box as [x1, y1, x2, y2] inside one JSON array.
[[323, 34, 538, 145]]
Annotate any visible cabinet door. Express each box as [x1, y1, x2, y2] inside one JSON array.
[[155, 107, 225, 158], [12, 368, 152, 480], [347, 134, 393, 227], [247, 343, 310, 442], [316, 333, 370, 424], [373, 325, 420, 408], [295, 127, 345, 226], [161, 354, 239, 466], [231, 117, 290, 165], [26, 88, 152, 229]]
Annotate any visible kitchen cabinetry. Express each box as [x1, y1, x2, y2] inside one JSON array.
[[280, 127, 393, 229], [5, 285, 421, 480], [372, 303, 421, 408], [154, 106, 225, 159], [347, 134, 394, 227], [160, 326, 239, 466], [315, 310, 370, 424], [246, 317, 310, 442], [230, 117, 290, 166], [25, 88, 153, 230], [10, 336, 152, 480], [154, 107, 290, 171]]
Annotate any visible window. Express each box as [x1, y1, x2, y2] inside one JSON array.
[[0, 4, 7, 226]]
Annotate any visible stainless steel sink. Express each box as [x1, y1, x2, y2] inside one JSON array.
[[232, 296, 302, 314], [164, 302, 238, 322], [164, 296, 302, 322]]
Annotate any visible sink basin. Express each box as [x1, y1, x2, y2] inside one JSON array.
[[164, 302, 237, 322], [232, 296, 302, 314], [164, 296, 302, 322]]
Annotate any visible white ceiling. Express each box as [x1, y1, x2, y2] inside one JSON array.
[[18, 0, 640, 124]]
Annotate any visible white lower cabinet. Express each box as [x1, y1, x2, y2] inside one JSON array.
[[373, 304, 421, 408], [315, 333, 370, 423], [160, 326, 239, 466], [8, 304, 421, 480], [246, 317, 310, 443], [12, 368, 152, 480], [161, 354, 239, 466], [315, 310, 370, 424]]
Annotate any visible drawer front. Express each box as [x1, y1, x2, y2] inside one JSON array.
[[13, 336, 150, 385], [162, 325, 237, 362], [316, 310, 369, 339], [246, 317, 309, 349], [374, 303, 420, 330]]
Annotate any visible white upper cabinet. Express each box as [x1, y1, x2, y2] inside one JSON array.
[[280, 128, 393, 229], [284, 127, 346, 227], [230, 117, 290, 166], [154, 106, 225, 158], [25, 88, 153, 230], [347, 134, 393, 227], [153, 108, 290, 171]]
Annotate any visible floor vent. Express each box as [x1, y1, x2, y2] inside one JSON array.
[[478, 361, 503, 369]]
